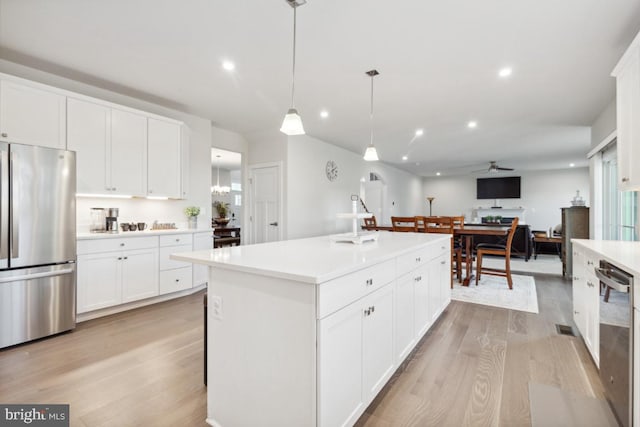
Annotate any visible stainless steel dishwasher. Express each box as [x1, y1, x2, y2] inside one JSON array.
[[595, 260, 634, 427]]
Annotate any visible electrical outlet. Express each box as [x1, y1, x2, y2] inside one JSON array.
[[210, 295, 223, 320]]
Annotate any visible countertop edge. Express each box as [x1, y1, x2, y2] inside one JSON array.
[[170, 234, 451, 284], [572, 239, 640, 277]]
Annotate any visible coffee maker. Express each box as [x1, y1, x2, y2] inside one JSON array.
[[105, 208, 119, 233]]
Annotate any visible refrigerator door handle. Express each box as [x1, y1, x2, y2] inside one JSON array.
[[0, 150, 7, 263], [0, 267, 74, 284], [10, 150, 18, 259]]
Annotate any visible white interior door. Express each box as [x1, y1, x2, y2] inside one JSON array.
[[250, 164, 281, 244]]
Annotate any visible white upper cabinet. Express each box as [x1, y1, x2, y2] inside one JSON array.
[[67, 98, 110, 193], [110, 108, 147, 196], [613, 31, 640, 191], [148, 117, 181, 198], [0, 79, 66, 148], [67, 99, 148, 197]]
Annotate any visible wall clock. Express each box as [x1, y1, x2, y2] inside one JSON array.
[[325, 160, 338, 182]]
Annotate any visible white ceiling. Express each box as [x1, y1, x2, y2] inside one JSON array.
[[1, 0, 640, 176]]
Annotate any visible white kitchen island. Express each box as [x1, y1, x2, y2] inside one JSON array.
[[172, 232, 452, 427]]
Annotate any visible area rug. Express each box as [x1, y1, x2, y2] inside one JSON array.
[[451, 273, 539, 313]]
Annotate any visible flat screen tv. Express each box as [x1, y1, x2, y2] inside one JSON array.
[[476, 176, 521, 199]]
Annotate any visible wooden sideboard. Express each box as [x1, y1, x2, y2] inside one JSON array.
[[561, 206, 590, 277]]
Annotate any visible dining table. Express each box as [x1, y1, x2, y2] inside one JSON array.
[[453, 225, 510, 286], [361, 223, 510, 286]]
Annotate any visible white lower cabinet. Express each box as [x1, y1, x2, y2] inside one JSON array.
[[77, 232, 207, 316], [318, 283, 394, 427], [121, 248, 159, 303], [362, 284, 395, 400], [394, 272, 416, 362], [77, 246, 158, 313], [77, 252, 121, 312], [572, 244, 600, 365], [318, 296, 365, 427]]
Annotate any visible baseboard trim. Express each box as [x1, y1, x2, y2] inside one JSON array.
[[77, 284, 207, 322]]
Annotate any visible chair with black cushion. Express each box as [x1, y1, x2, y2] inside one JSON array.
[[475, 217, 519, 289], [391, 216, 418, 232]]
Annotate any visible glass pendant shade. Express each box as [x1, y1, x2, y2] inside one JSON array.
[[363, 144, 379, 162], [280, 108, 305, 135]]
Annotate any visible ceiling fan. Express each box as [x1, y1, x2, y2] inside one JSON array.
[[473, 161, 514, 173]]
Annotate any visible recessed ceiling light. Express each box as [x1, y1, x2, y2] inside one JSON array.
[[570, 163, 575, 167], [402, 155, 408, 161], [320, 110, 329, 119], [436, 172, 441, 176], [467, 121, 478, 129], [498, 67, 512, 78], [415, 129, 424, 137], [222, 61, 235, 71]]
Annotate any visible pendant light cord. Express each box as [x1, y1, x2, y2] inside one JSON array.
[[290, 7, 297, 108], [370, 74, 374, 146]]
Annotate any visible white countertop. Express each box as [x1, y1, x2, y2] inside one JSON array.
[[171, 232, 450, 284], [77, 228, 213, 240], [572, 239, 640, 277]]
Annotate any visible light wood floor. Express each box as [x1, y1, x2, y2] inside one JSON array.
[[0, 274, 603, 427], [0, 294, 208, 427]]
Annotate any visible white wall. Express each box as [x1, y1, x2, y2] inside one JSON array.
[[287, 134, 423, 239], [591, 98, 616, 149], [422, 168, 590, 231], [0, 59, 213, 232]]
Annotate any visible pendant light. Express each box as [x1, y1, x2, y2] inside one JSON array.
[[280, 0, 306, 135], [211, 155, 230, 195], [364, 69, 380, 161]]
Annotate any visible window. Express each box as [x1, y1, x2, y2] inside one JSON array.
[[602, 142, 638, 241]]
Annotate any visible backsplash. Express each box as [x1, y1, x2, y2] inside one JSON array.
[[76, 197, 210, 233]]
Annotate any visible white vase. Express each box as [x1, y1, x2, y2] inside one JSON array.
[[188, 217, 197, 229]]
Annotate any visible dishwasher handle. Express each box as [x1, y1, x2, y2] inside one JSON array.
[[594, 267, 630, 293]]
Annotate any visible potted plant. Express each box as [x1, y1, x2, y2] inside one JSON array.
[[495, 215, 503, 224], [213, 201, 231, 226], [485, 215, 493, 224], [184, 206, 200, 229]]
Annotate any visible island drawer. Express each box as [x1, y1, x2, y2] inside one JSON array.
[[317, 258, 396, 319], [396, 240, 449, 276], [77, 236, 159, 255], [160, 233, 193, 247]]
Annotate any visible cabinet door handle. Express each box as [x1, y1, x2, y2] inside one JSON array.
[[364, 308, 370, 316], [370, 306, 375, 313], [441, 260, 446, 265], [176, 238, 180, 242], [175, 279, 180, 282], [414, 276, 422, 282], [622, 177, 629, 183], [416, 257, 421, 262], [120, 243, 125, 247], [365, 278, 373, 286], [123, 256, 128, 260], [574, 310, 579, 314], [1, 133, 7, 138], [117, 257, 122, 260]]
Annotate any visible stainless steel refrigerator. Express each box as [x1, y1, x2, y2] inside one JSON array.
[[0, 142, 76, 349]]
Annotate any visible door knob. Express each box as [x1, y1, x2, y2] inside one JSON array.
[[269, 222, 278, 226]]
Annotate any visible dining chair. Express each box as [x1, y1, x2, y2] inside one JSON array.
[[475, 217, 519, 289], [422, 216, 463, 287], [364, 216, 377, 228], [391, 216, 419, 232]]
